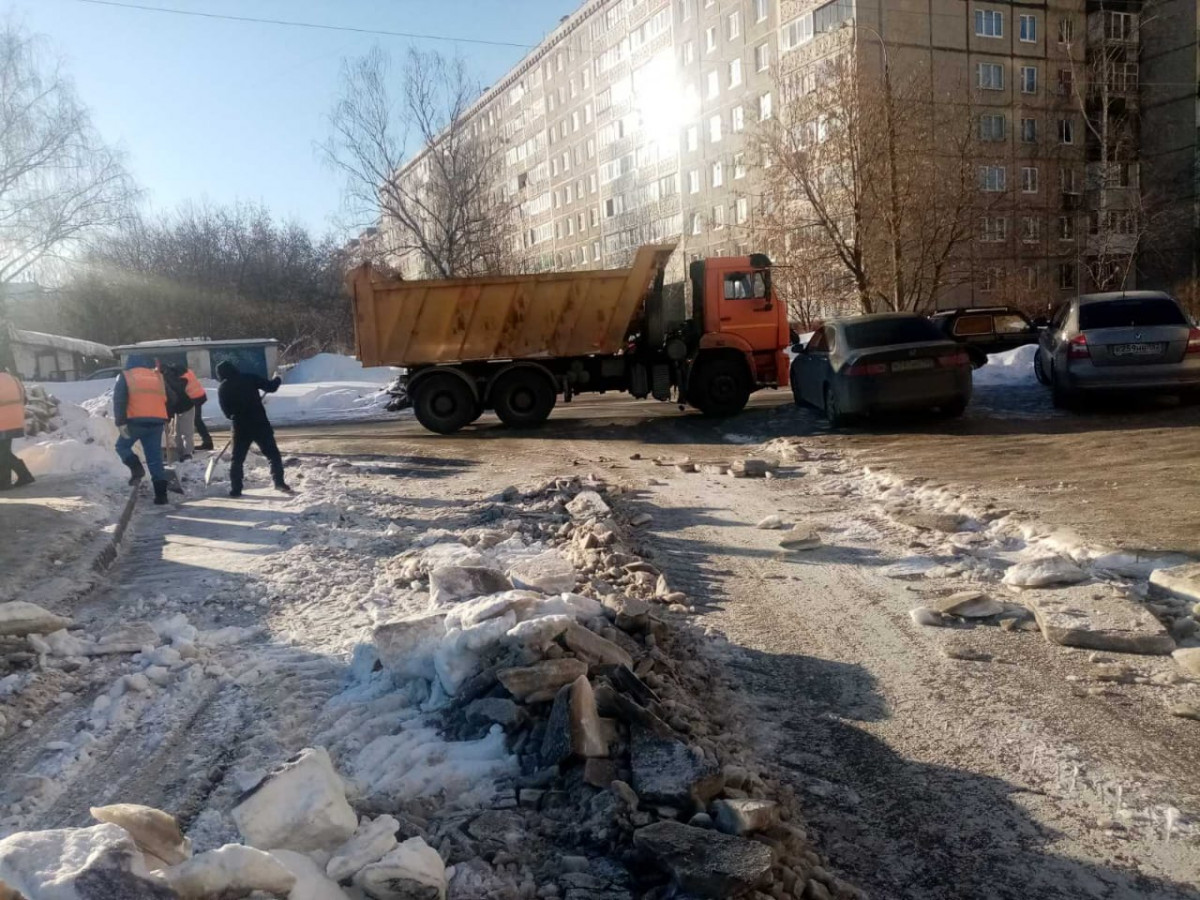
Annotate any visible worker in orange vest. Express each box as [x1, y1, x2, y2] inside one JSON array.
[[112, 354, 171, 504], [181, 366, 213, 451], [0, 367, 34, 490]]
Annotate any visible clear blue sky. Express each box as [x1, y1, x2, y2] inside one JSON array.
[[5, 0, 580, 239]]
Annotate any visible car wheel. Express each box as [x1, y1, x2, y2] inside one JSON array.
[[939, 398, 968, 418], [1050, 369, 1076, 410], [412, 372, 477, 434], [823, 384, 848, 427], [1033, 351, 1049, 386]]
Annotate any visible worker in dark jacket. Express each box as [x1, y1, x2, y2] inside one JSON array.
[[216, 360, 292, 497], [0, 367, 34, 490], [113, 354, 171, 504]]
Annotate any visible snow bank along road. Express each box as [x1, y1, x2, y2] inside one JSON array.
[[278, 393, 1200, 899]]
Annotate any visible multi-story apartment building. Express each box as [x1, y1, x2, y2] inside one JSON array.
[[386, 0, 1172, 315]]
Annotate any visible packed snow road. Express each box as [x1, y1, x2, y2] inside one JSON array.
[[279, 388, 1200, 899]]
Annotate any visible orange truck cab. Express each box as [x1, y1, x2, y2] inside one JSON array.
[[350, 243, 791, 434]]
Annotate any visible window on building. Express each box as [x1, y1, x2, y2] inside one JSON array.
[[1058, 118, 1075, 144], [688, 169, 701, 193], [1058, 18, 1074, 44], [1026, 266, 1039, 290], [729, 58, 743, 88], [1022, 217, 1040, 242], [1022, 166, 1039, 193], [706, 26, 717, 52], [690, 213, 702, 235], [572, 111, 580, 132], [1106, 11, 1135, 41], [1059, 215, 1075, 240], [593, 240, 601, 260], [587, 139, 596, 160], [678, 0, 691, 21], [683, 41, 695, 64], [727, 11, 740, 40], [975, 9, 1003, 37], [813, 0, 853, 34], [978, 113, 1006, 142], [755, 0, 768, 23], [707, 70, 720, 98], [732, 105, 745, 132], [711, 160, 723, 187], [590, 207, 600, 226], [759, 92, 773, 120], [686, 126, 698, 151], [734, 153, 746, 179], [1058, 68, 1074, 95], [1059, 262, 1077, 290], [980, 268, 1002, 293], [977, 62, 1004, 90], [712, 204, 726, 229], [1019, 14, 1037, 42], [1020, 117, 1037, 143], [1060, 167, 1079, 194], [710, 114, 722, 142], [736, 197, 749, 224], [979, 165, 1006, 192], [1021, 66, 1038, 93], [781, 14, 814, 51], [755, 43, 770, 72], [980, 216, 1007, 242], [585, 103, 593, 124]]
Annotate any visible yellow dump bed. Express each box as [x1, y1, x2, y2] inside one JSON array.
[[349, 244, 676, 367]]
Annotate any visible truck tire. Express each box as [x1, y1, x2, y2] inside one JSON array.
[[412, 372, 477, 434], [492, 369, 557, 428], [690, 357, 750, 417]]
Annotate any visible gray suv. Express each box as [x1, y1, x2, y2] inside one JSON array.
[[1034, 291, 1200, 407]]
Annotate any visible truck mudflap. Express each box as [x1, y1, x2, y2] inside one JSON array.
[[385, 373, 411, 411]]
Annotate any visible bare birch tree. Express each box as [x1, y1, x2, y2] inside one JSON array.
[[1061, 6, 1159, 292], [322, 47, 516, 279], [753, 55, 978, 317], [0, 23, 136, 287]]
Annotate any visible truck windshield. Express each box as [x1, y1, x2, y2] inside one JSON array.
[[843, 317, 944, 350]]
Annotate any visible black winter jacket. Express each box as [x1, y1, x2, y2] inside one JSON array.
[[217, 371, 281, 425]]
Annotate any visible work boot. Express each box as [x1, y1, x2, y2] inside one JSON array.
[[198, 440, 214, 451], [152, 479, 169, 505], [13, 473, 34, 488], [229, 488, 242, 498], [124, 456, 146, 485], [273, 482, 294, 495], [180, 454, 193, 462]]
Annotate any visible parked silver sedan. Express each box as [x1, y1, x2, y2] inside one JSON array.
[[790, 314, 973, 425], [1034, 291, 1200, 407]]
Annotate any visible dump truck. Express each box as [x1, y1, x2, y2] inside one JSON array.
[[348, 244, 791, 434]]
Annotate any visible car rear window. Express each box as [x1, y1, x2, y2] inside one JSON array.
[[1079, 298, 1187, 330], [844, 318, 944, 349], [952, 315, 993, 336]]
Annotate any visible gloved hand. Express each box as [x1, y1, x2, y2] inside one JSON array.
[[118, 424, 131, 439], [271, 376, 282, 389]]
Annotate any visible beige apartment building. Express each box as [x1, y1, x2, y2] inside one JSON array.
[[386, 0, 1167, 315]]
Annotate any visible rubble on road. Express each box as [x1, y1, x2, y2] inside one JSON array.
[[0, 472, 847, 900], [20, 385, 61, 437]]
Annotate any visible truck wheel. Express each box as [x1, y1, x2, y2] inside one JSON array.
[[412, 372, 477, 434], [492, 369, 557, 428], [690, 358, 750, 417]]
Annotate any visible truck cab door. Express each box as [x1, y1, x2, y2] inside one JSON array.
[[714, 269, 786, 383]]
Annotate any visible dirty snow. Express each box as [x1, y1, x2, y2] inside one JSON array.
[[283, 353, 400, 386], [973, 344, 1038, 387], [12, 401, 125, 479]]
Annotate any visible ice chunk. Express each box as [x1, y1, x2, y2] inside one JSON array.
[[326, 815, 399, 883], [162, 844, 296, 899], [232, 747, 358, 853], [0, 823, 169, 899], [1002, 556, 1089, 588], [354, 837, 446, 900]]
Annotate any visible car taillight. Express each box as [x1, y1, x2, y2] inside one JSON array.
[[846, 363, 888, 377], [1187, 328, 1200, 354], [1067, 333, 1091, 360], [937, 352, 971, 368]]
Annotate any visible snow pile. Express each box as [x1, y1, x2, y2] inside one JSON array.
[[974, 344, 1038, 387], [283, 353, 400, 386], [13, 401, 124, 478]]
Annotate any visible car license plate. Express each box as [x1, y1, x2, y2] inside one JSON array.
[[1111, 342, 1166, 357], [891, 359, 935, 372]]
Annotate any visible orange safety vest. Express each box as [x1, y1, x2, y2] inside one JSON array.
[[123, 367, 168, 421], [182, 369, 207, 401], [0, 373, 24, 435]]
